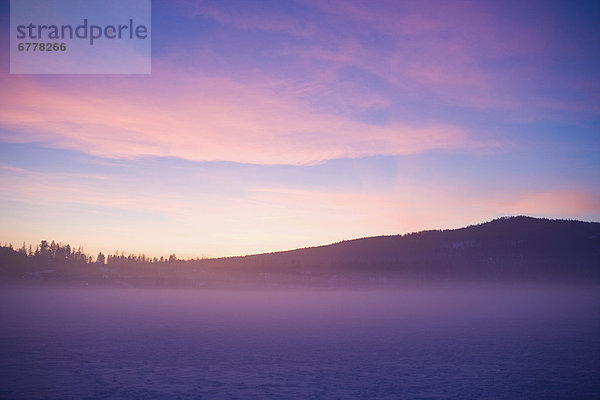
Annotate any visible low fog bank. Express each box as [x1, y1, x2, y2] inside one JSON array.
[[2, 284, 599, 327], [2, 267, 599, 290]]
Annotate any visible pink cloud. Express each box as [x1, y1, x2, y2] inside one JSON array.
[[249, 184, 600, 240], [497, 189, 600, 217], [407, 185, 600, 225], [0, 72, 474, 165]]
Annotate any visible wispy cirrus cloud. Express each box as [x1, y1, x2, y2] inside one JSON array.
[[176, 0, 599, 120]]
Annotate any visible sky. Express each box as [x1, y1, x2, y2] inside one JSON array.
[[1, 0, 599, 258]]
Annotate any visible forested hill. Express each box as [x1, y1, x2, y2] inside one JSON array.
[[215, 216, 600, 284], [1, 216, 599, 287]]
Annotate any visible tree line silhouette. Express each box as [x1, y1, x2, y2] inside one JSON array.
[[1, 216, 599, 288], [1, 239, 188, 266]]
